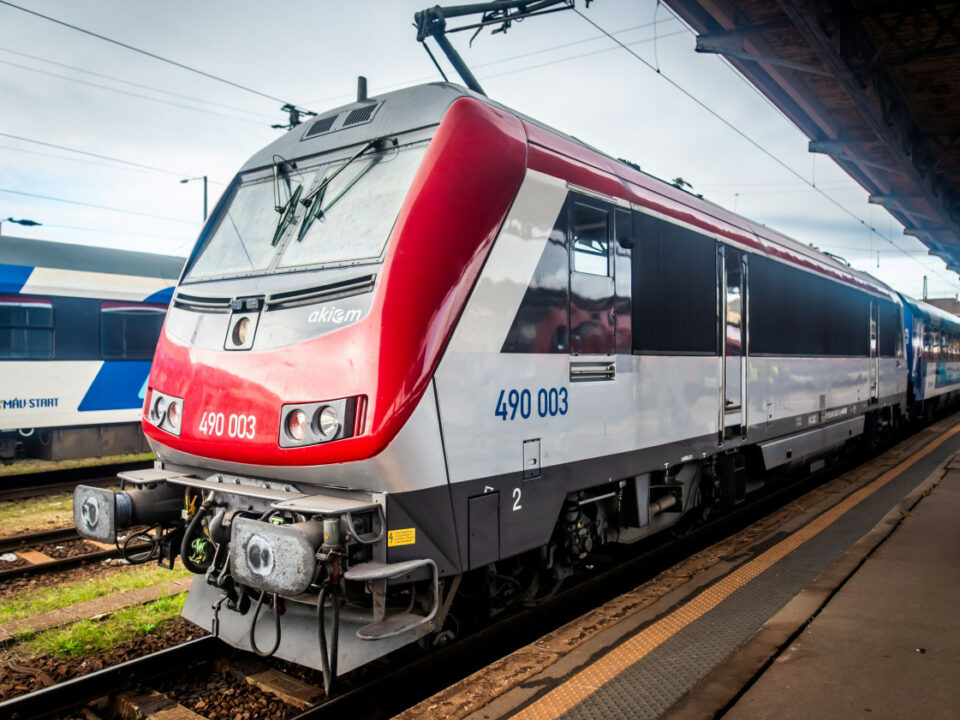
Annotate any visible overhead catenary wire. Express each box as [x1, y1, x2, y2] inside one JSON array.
[[0, 46, 278, 121], [0, 59, 270, 127], [0, 132, 224, 182], [0, 188, 199, 225], [0, 0, 311, 112], [0, 143, 224, 186], [302, 16, 683, 106], [572, 9, 958, 291]]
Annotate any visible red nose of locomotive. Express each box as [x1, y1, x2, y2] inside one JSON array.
[[143, 307, 377, 466], [141, 95, 528, 470]]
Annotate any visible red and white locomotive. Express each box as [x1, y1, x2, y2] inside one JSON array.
[[75, 82, 925, 682]]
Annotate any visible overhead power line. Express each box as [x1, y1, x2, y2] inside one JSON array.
[[0, 0, 312, 114], [0, 132, 186, 176], [0, 46, 277, 121], [573, 10, 958, 290], [301, 17, 682, 106], [0, 59, 269, 126], [0, 188, 198, 225], [0, 142, 228, 187]]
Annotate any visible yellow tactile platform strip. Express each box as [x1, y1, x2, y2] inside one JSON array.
[[511, 421, 960, 720]]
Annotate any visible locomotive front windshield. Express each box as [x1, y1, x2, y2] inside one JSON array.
[[185, 142, 428, 281]]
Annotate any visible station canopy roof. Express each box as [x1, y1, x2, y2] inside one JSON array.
[[664, 0, 960, 273]]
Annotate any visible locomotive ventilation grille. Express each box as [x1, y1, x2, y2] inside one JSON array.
[[343, 104, 378, 126], [173, 292, 232, 314], [302, 114, 337, 139], [301, 103, 381, 141], [265, 273, 376, 310]]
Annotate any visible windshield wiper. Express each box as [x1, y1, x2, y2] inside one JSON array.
[[296, 137, 395, 242], [271, 183, 304, 246]]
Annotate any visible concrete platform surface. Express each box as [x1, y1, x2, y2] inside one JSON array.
[[724, 469, 960, 720]]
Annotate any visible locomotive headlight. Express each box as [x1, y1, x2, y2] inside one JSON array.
[[147, 389, 183, 436], [316, 405, 340, 439], [167, 400, 181, 430], [286, 408, 309, 441], [232, 316, 251, 346], [153, 395, 167, 421], [278, 397, 363, 448]]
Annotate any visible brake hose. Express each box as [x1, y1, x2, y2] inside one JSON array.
[[180, 491, 215, 574], [249, 590, 282, 657], [316, 582, 340, 696]]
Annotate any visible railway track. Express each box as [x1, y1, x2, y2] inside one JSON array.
[[0, 459, 152, 502], [0, 636, 222, 720], [0, 526, 147, 581]]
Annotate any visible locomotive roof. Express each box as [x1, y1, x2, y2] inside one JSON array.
[[0, 235, 184, 280], [246, 82, 897, 301]]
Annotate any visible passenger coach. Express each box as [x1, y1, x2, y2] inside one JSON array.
[[1, 236, 182, 460]]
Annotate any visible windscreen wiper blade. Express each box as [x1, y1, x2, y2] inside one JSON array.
[[271, 183, 304, 246], [296, 137, 395, 242]]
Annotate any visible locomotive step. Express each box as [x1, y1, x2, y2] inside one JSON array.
[[343, 558, 435, 582], [346, 559, 440, 639], [356, 611, 437, 641]]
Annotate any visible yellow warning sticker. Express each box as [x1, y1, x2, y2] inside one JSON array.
[[387, 528, 416, 547]]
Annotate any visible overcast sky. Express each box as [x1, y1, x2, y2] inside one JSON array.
[[0, 0, 956, 299]]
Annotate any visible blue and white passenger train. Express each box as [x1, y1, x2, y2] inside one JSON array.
[[0, 236, 183, 461], [70, 83, 960, 687]]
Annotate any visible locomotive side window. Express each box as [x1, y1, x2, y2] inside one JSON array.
[[569, 202, 615, 355], [0, 297, 53, 359], [571, 204, 609, 276], [877, 300, 901, 358], [632, 214, 718, 355], [749, 256, 869, 357], [501, 199, 571, 354], [100, 303, 166, 360]]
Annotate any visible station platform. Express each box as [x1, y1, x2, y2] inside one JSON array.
[[399, 416, 960, 720]]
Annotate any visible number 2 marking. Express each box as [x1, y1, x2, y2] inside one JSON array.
[[512, 487, 522, 512]]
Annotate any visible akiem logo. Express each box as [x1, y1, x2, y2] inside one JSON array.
[[308, 306, 363, 324]]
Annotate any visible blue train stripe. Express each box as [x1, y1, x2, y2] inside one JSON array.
[[78, 361, 152, 412], [0, 263, 33, 294], [144, 286, 175, 304]]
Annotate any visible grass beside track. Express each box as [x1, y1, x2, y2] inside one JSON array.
[[0, 491, 75, 534], [0, 562, 192, 624], [14, 593, 187, 657], [0, 451, 154, 477]]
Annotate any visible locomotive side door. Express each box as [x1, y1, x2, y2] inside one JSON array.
[[869, 299, 879, 403], [568, 201, 615, 364], [721, 246, 747, 440]]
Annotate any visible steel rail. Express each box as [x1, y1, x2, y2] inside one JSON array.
[[0, 635, 222, 720], [0, 546, 122, 581], [0, 526, 79, 554]]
